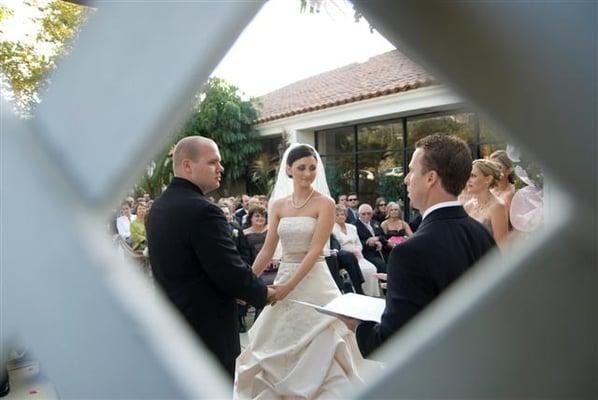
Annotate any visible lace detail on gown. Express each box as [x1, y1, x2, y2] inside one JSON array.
[[235, 217, 379, 399]]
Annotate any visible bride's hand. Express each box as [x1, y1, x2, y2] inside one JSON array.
[[271, 283, 293, 304]]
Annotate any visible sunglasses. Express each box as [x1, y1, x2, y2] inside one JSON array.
[[378, 203, 387, 206], [348, 198, 358, 201]]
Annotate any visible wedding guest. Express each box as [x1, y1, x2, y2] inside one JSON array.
[[380, 201, 413, 248], [234, 194, 250, 226], [244, 205, 278, 313], [464, 159, 509, 249], [355, 203, 387, 273], [116, 203, 137, 242], [337, 194, 348, 208], [329, 234, 366, 294], [221, 205, 252, 333], [489, 149, 516, 211], [130, 203, 147, 250], [346, 192, 359, 224], [342, 134, 495, 357], [409, 208, 422, 232], [220, 205, 251, 266], [372, 197, 388, 224], [333, 205, 380, 297], [241, 196, 262, 228]]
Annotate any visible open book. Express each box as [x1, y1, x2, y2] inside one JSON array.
[[290, 293, 386, 323]]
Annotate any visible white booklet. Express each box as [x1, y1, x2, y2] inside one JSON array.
[[290, 293, 386, 323]]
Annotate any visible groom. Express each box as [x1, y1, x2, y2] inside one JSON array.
[[147, 136, 274, 378], [342, 134, 495, 357]]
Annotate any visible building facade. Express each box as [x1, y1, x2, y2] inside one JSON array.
[[255, 50, 506, 217]]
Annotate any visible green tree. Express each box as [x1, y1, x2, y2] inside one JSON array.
[[136, 148, 174, 200], [249, 153, 277, 196], [138, 77, 262, 198], [180, 77, 262, 195], [0, 0, 88, 115]]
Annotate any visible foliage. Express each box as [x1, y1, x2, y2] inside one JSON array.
[[180, 77, 262, 195], [0, 0, 88, 115], [137, 147, 174, 199], [377, 174, 405, 204], [249, 153, 278, 196], [139, 77, 262, 198]]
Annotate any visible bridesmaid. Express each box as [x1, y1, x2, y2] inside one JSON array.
[[380, 201, 413, 248], [464, 159, 509, 249], [489, 149, 516, 211]]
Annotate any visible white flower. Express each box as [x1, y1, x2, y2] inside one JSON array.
[[232, 229, 239, 237]]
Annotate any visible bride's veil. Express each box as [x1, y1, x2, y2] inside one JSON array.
[[268, 143, 331, 258]]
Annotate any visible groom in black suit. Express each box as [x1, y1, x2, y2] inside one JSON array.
[[147, 136, 273, 378], [342, 134, 495, 357]]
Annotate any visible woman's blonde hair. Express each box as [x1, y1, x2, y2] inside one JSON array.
[[473, 159, 502, 188], [385, 201, 402, 218], [489, 149, 515, 184]]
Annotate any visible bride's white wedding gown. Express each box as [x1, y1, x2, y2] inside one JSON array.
[[234, 216, 378, 399]]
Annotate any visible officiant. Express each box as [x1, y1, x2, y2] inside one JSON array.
[[341, 134, 495, 357]]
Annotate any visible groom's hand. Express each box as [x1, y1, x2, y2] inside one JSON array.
[[266, 287, 277, 304]]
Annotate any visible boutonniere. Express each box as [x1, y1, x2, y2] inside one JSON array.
[[232, 229, 239, 238]]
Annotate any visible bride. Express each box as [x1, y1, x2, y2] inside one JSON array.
[[234, 144, 377, 399]]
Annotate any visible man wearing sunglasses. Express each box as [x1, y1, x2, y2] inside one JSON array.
[[346, 193, 359, 225]]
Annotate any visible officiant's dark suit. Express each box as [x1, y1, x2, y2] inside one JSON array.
[[147, 137, 268, 378], [354, 134, 495, 358], [356, 206, 495, 356]]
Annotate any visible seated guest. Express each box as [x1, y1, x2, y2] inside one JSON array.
[[337, 194, 348, 208], [244, 205, 277, 319], [330, 235, 365, 295], [380, 202, 413, 248], [220, 205, 251, 266], [234, 194, 250, 226], [464, 159, 509, 249], [372, 197, 388, 224], [130, 203, 148, 250], [241, 197, 262, 228], [220, 205, 252, 332], [116, 202, 137, 243], [355, 204, 387, 273], [333, 205, 380, 297], [345, 192, 359, 225], [409, 209, 422, 233]]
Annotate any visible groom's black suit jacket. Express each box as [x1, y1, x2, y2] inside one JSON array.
[[356, 206, 495, 357], [147, 178, 267, 377]]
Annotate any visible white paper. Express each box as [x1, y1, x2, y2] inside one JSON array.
[[290, 293, 385, 322]]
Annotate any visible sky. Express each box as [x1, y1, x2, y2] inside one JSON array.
[[0, 0, 395, 98], [212, 0, 395, 97]]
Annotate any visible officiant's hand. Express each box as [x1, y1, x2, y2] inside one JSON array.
[[338, 315, 362, 332]]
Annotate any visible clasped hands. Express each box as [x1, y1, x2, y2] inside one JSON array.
[[266, 283, 292, 305], [366, 236, 383, 251]]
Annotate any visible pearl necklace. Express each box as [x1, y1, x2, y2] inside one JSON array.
[[291, 188, 315, 209]]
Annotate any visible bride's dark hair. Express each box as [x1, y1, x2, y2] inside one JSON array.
[[286, 145, 317, 178]]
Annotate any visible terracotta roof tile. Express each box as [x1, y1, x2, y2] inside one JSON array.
[[256, 49, 436, 124]]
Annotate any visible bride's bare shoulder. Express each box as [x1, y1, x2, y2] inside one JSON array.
[[312, 192, 335, 208], [271, 196, 290, 210]]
